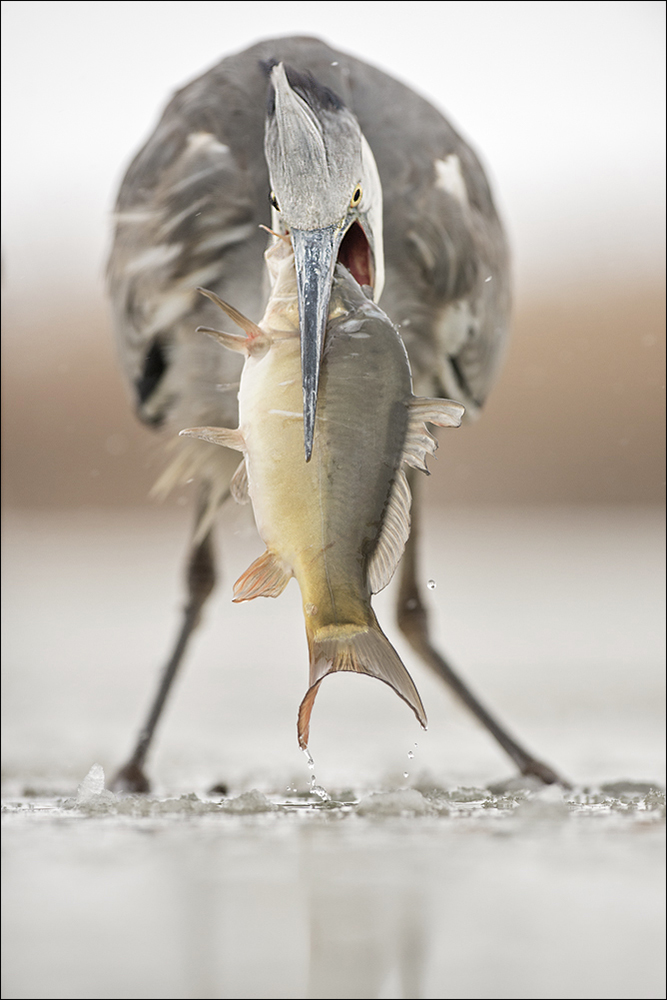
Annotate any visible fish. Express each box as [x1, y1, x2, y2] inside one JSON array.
[[181, 236, 465, 749]]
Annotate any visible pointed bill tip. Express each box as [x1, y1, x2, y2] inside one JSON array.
[[303, 397, 316, 461], [301, 355, 319, 461]]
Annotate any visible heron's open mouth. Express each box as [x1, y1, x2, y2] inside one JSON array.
[[338, 222, 373, 289]]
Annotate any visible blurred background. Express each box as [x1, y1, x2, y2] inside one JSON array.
[[2, 1, 665, 790], [2, 0, 664, 508]]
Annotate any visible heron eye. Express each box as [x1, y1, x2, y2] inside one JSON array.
[[270, 191, 280, 211], [351, 185, 362, 207]]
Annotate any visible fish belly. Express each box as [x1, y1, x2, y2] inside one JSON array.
[[240, 335, 374, 629]]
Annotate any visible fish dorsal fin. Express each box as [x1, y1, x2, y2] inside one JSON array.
[[402, 397, 465, 473], [366, 396, 465, 594], [367, 468, 411, 594], [179, 426, 245, 451], [232, 549, 292, 602], [230, 457, 250, 505]]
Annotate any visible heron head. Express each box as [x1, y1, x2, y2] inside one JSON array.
[[265, 62, 384, 459]]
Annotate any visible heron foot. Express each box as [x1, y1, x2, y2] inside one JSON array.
[[110, 762, 151, 794], [519, 758, 572, 789], [208, 782, 229, 796]]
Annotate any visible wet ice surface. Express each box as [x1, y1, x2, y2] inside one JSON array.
[[2, 506, 665, 999], [3, 769, 665, 1000]]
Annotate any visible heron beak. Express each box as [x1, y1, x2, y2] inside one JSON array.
[[290, 225, 343, 461]]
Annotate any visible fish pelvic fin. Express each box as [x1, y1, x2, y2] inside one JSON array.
[[233, 549, 292, 602], [179, 426, 245, 451], [298, 618, 427, 750]]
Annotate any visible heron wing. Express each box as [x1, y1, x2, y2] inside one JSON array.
[[107, 88, 269, 433], [335, 53, 511, 414]]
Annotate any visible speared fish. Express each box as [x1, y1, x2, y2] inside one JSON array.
[[181, 237, 465, 749]]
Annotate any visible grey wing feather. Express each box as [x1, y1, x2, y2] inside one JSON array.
[[375, 134, 510, 416], [344, 59, 511, 414], [107, 91, 269, 435]]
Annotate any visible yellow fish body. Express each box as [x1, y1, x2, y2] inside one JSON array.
[[183, 239, 464, 748]]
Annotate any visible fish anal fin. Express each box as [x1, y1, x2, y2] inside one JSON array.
[[233, 549, 292, 602], [367, 469, 411, 594], [179, 426, 245, 452], [402, 396, 465, 473], [298, 619, 427, 749], [230, 457, 250, 504]]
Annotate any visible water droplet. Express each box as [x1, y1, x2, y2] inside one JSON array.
[[403, 771, 409, 778], [310, 781, 331, 802], [427, 579, 436, 590], [408, 750, 414, 760], [303, 747, 315, 769], [485, 275, 492, 282]]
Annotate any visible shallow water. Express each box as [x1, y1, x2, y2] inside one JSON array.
[[2, 506, 665, 998]]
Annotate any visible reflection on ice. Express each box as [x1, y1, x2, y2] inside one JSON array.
[[2, 776, 664, 1000]]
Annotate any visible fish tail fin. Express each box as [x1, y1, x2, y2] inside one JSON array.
[[298, 618, 427, 749]]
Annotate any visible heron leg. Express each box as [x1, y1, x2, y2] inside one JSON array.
[[397, 471, 569, 787], [111, 494, 218, 793]]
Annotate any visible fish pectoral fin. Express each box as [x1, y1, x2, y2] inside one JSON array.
[[197, 287, 269, 357], [196, 326, 249, 354], [179, 426, 245, 452], [367, 469, 411, 594], [298, 620, 427, 749], [232, 549, 292, 602], [230, 457, 250, 504], [402, 396, 465, 473]]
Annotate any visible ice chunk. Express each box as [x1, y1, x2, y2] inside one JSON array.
[[600, 780, 663, 796], [76, 764, 106, 803], [444, 786, 490, 802], [487, 775, 548, 796], [513, 783, 570, 822], [222, 789, 278, 813], [356, 789, 432, 816]]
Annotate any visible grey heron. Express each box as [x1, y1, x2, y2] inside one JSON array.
[[108, 36, 564, 791]]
